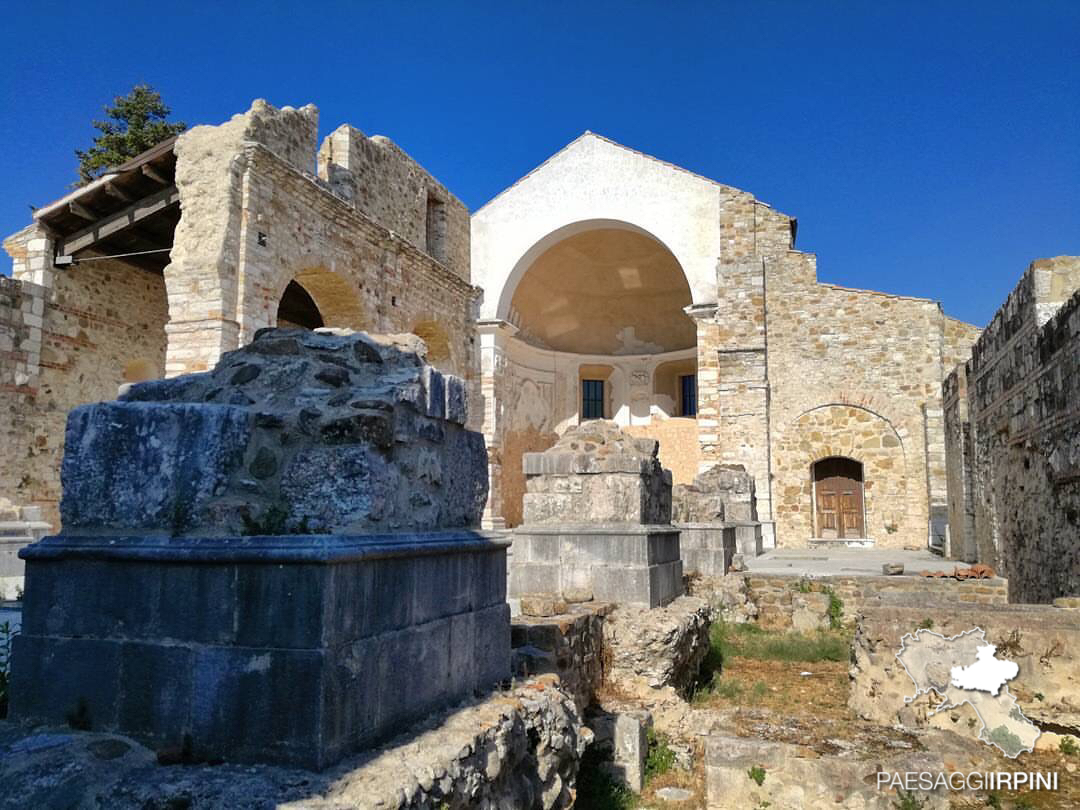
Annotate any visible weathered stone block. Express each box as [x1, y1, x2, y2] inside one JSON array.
[[11, 330, 507, 771], [12, 532, 511, 770], [60, 402, 251, 533]]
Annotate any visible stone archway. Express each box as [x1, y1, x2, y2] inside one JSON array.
[[773, 404, 916, 548], [273, 266, 369, 331], [482, 219, 699, 528]]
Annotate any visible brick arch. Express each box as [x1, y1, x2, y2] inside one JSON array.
[[273, 266, 371, 332], [410, 318, 453, 371], [773, 403, 921, 548]]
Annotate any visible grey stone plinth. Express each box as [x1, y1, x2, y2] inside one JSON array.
[[11, 530, 510, 771], [674, 523, 736, 576], [509, 525, 683, 608], [729, 521, 763, 558], [674, 521, 762, 575]]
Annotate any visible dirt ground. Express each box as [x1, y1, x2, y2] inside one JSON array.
[[596, 637, 1080, 809]]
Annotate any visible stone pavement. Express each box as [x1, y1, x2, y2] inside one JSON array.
[[744, 548, 960, 577]]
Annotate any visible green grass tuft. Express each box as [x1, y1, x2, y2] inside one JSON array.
[[711, 621, 849, 664]]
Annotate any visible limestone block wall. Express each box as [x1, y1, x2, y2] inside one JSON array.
[[317, 126, 469, 281], [765, 255, 970, 549], [943, 365, 978, 561], [961, 257, 1080, 603], [0, 228, 168, 527], [162, 101, 478, 408]]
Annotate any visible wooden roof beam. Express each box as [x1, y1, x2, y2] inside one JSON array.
[[104, 182, 133, 203], [56, 185, 179, 259], [141, 164, 169, 185], [69, 200, 98, 221]]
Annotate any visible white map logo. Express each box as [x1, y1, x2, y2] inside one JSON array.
[[896, 627, 1039, 758]]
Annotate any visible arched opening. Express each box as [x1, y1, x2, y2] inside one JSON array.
[[274, 267, 368, 331], [276, 281, 324, 329], [491, 220, 699, 528], [508, 227, 695, 355], [812, 457, 865, 539]]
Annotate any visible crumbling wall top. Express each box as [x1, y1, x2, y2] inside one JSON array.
[[60, 328, 486, 537]]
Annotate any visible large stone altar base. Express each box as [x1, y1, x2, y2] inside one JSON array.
[[10, 329, 510, 770], [508, 421, 683, 608]]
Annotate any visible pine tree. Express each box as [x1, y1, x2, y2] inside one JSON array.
[[74, 84, 187, 185]]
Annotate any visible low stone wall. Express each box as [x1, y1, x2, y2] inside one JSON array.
[[509, 595, 712, 713], [511, 603, 610, 711], [0, 675, 587, 810], [705, 733, 950, 810], [850, 601, 1080, 735], [601, 596, 712, 697], [691, 572, 1008, 630]]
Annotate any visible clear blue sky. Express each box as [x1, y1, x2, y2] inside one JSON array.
[[1, 2, 1077, 326]]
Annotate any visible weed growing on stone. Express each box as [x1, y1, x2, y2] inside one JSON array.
[[1034, 692, 1045, 701], [917, 618, 935, 630], [823, 586, 844, 630], [747, 765, 766, 786], [892, 789, 927, 809], [644, 727, 676, 782], [985, 791, 1002, 808], [1060, 736, 1079, 756]]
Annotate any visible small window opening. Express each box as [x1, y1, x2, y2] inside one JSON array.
[[582, 379, 605, 420], [425, 194, 448, 263], [679, 373, 697, 417]]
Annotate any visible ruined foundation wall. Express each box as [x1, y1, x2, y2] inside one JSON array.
[[0, 250, 168, 527], [963, 257, 1080, 602]]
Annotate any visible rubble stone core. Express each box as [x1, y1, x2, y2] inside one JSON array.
[[11, 329, 510, 770], [509, 420, 684, 608]]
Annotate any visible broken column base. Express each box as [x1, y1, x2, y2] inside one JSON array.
[[11, 530, 511, 771], [509, 524, 683, 608], [675, 521, 762, 576]]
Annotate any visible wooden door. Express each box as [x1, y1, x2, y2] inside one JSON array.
[[814, 457, 864, 539]]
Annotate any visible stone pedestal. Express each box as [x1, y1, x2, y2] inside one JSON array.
[[675, 523, 737, 576], [10, 328, 508, 770], [510, 525, 682, 608], [13, 531, 509, 770], [671, 464, 764, 572], [509, 421, 684, 608]]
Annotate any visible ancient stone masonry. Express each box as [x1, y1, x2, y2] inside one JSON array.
[[2, 99, 479, 528], [945, 256, 1080, 603], [0, 675, 588, 810], [11, 328, 509, 770], [850, 601, 1080, 739], [471, 132, 980, 550], [508, 420, 684, 607], [672, 463, 763, 574]]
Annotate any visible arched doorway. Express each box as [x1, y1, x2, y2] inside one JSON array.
[[813, 457, 865, 539]]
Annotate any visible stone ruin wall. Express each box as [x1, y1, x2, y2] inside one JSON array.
[[947, 256, 1080, 603], [1, 100, 479, 527], [762, 248, 979, 549], [0, 248, 168, 528], [164, 100, 476, 386]]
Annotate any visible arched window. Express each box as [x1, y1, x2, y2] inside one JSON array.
[[812, 457, 865, 539]]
